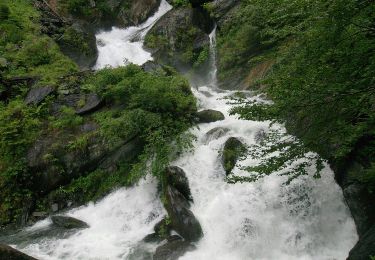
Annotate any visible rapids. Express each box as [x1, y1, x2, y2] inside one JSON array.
[[6, 0, 358, 259]]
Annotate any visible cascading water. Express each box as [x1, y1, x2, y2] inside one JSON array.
[[5, 1, 358, 259]]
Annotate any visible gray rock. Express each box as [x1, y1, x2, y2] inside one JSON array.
[[153, 236, 195, 260], [164, 185, 203, 242], [222, 137, 246, 175], [348, 224, 375, 260], [204, 127, 230, 143], [25, 86, 54, 105], [0, 243, 37, 260], [196, 109, 225, 123], [51, 215, 89, 229], [145, 7, 213, 70], [75, 93, 102, 115], [166, 166, 192, 201]]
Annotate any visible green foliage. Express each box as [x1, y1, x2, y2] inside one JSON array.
[[0, 5, 10, 21], [172, 0, 190, 7], [227, 0, 375, 187], [50, 106, 83, 130]]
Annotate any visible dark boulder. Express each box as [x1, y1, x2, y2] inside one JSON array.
[[144, 7, 213, 70], [51, 215, 89, 229], [166, 166, 192, 201], [153, 236, 195, 260], [348, 224, 375, 260], [222, 137, 246, 175], [25, 86, 54, 105], [196, 109, 225, 123], [0, 243, 37, 260], [164, 185, 203, 242]]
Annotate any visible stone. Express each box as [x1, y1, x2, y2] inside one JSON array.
[[222, 137, 247, 175], [153, 236, 195, 260], [348, 224, 375, 260], [25, 86, 54, 105], [165, 166, 192, 201], [196, 109, 225, 123], [32, 212, 47, 218], [204, 127, 230, 143], [51, 203, 59, 212], [164, 185, 203, 242], [51, 215, 89, 229], [0, 243, 37, 260], [75, 93, 102, 115], [144, 7, 213, 70]]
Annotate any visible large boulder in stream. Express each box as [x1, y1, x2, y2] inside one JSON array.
[[51, 215, 89, 229], [153, 235, 196, 260], [164, 185, 203, 242], [0, 243, 37, 260], [222, 137, 247, 175], [196, 109, 225, 123]]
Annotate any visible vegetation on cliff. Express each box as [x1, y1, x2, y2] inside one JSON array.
[[0, 0, 196, 226]]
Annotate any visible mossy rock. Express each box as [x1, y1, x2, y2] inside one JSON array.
[[196, 109, 224, 123], [222, 137, 246, 175]]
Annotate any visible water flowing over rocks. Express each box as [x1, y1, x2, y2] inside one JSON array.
[[153, 235, 196, 260]]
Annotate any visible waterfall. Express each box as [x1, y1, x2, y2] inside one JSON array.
[[94, 0, 172, 68], [8, 3, 358, 260]]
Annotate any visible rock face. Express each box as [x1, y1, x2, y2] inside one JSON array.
[[164, 185, 203, 242], [153, 235, 195, 260], [35, 1, 98, 69], [51, 215, 89, 229], [196, 109, 225, 123], [25, 86, 54, 105], [0, 243, 37, 260], [348, 224, 375, 260], [222, 137, 246, 175], [145, 6, 213, 71]]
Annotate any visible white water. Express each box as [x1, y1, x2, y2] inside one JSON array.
[[94, 0, 172, 68], [12, 2, 358, 259]]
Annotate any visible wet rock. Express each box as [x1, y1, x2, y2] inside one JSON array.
[[164, 185, 203, 242], [222, 137, 247, 175], [348, 224, 375, 260], [153, 236, 195, 260], [128, 244, 153, 260], [166, 166, 192, 201], [143, 233, 161, 243], [210, 0, 240, 27], [204, 127, 230, 143], [196, 109, 225, 123], [25, 86, 54, 105], [145, 7, 213, 70], [51, 215, 89, 229], [142, 61, 164, 73], [0, 243, 37, 260], [154, 217, 172, 237]]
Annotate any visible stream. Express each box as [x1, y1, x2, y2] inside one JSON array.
[[6, 1, 358, 259]]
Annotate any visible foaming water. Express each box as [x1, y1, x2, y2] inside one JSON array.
[[94, 0, 172, 68], [17, 177, 164, 259], [9, 4, 358, 259], [174, 87, 358, 260]]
